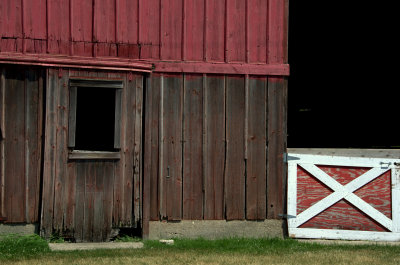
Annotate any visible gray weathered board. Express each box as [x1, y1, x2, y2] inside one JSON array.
[[0, 66, 43, 223], [143, 74, 287, 222]]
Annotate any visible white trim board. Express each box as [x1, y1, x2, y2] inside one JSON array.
[[289, 228, 400, 242], [287, 153, 400, 168]]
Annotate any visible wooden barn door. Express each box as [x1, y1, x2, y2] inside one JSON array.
[[0, 66, 44, 224], [287, 153, 400, 241], [41, 69, 143, 242]]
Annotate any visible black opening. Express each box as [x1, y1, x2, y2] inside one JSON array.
[[75, 87, 116, 151], [288, 2, 395, 148]]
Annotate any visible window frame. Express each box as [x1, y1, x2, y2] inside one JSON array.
[[68, 78, 123, 160]]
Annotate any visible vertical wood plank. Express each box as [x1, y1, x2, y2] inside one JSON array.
[[146, 74, 160, 221], [183, 74, 203, 219], [181, 0, 186, 61], [267, 0, 288, 64], [52, 69, 69, 232], [160, 0, 183, 60], [71, 0, 93, 56], [113, 92, 125, 226], [64, 161, 77, 235], [158, 75, 165, 218], [93, 0, 116, 42], [205, 0, 225, 62], [116, 0, 138, 44], [143, 75, 152, 237], [68, 86, 77, 148], [244, 75, 249, 159], [47, 0, 70, 54], [83, 163, 94, 241], [116, 0, 139, 58], [204, 75, 225, 220], [226, 0, 246, 62], [41, 68, 58, 237], [102, 162, 114, 240], [0, 68, 5, 218], [267, 77, 287, 219], [69, 0, 73, 55], [21, 0, 26, 53], [4, 69, 26, 222], [184, 0, 204, 61], [120, 75, 134, 225], [133, 75, 143, 225], [111, 77, 123, 226], [160, 74, 183, 220], [93, 0, 117, 57], [246, 76, 267, 220], [61, 70, 76, 236], [248, 0, 268, 63], [0, 2, 23, 38], [93, 163, 104, 242], [74, 162, 85, 242], [124, 76, 134, 225], [113, 89, 122, 149], [0, 1, 23, 53], [22, 0, 47, 53], [225, 75, 245, 220], [283, 0, 289, 64], [25, 69, 43, 223], [0, 68, 4, 139], [138, 0, 160, 59]]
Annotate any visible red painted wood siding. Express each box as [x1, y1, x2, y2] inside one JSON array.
[[0, 0, 288, 65], [297, 166, 392, 232]]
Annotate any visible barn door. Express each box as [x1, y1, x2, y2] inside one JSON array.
[[0, 66, 44, 224], [287, 153, 400, 241], [41, 69, 143, 242]]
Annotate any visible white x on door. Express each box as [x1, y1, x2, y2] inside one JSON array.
[[287, 153, 400, 241]]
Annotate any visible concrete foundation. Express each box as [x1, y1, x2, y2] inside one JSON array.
[[148, 220, 285, 240], [0, 223, 38, 235], [49, 242, 144, 251]]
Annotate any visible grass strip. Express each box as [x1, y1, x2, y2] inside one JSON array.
[[0, 234, 50, 259], [1, 236, 400, 264]]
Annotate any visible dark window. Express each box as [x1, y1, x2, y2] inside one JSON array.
[[68, 79, 122, 155], [75, 87, 116, 151]]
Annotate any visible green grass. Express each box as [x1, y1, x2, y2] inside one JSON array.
[[145, 237, 400, 254], [49, 233, 65, 243], [113, 235, 142, 242], [1, 236, 400, 264], [0, 234, 50, 259]]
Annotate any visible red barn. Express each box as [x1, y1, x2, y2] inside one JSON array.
[[0, 0, 289, 241]]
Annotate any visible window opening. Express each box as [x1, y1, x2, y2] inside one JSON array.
[[68, 79, 122, 157], [75, 87, 116, 151]]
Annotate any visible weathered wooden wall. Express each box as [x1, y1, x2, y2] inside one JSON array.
[[0, 66, 43, 223], [0, 0, 286, 63], [40, 68, 143, 241], [1, 0, 289, 241], [143, 74, 287, 223]]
